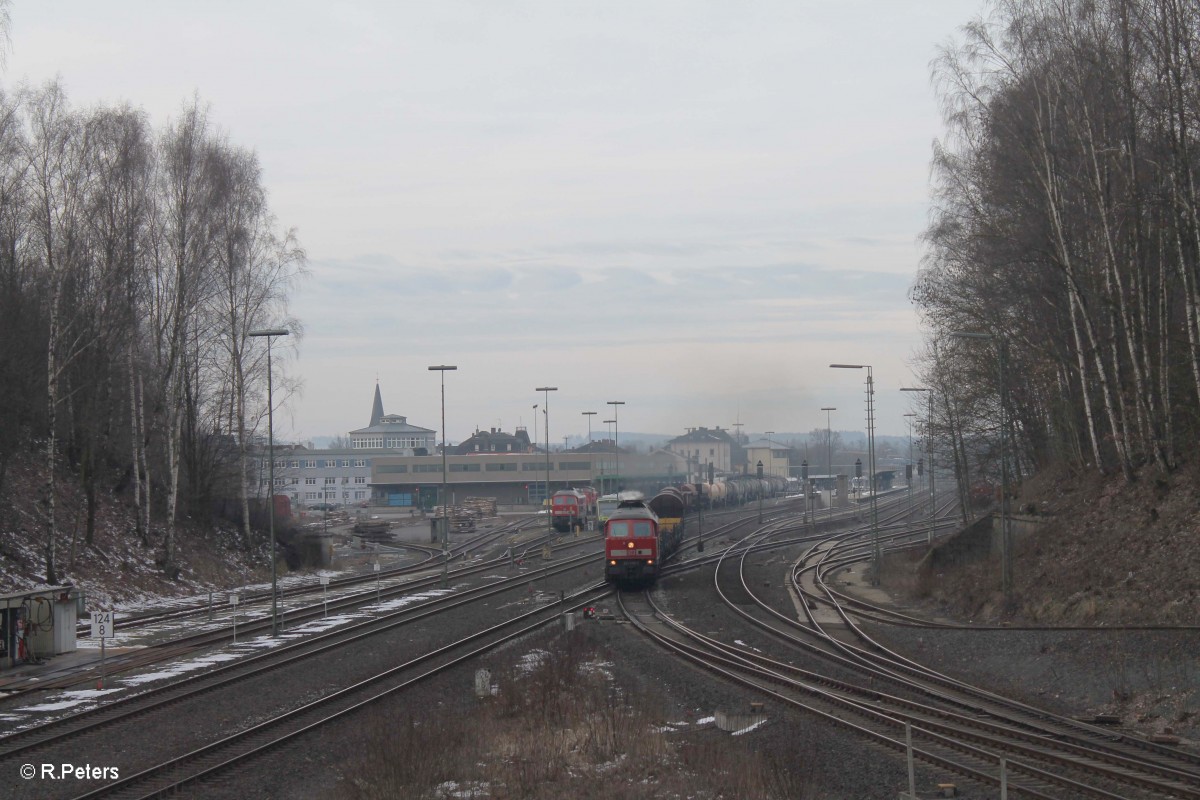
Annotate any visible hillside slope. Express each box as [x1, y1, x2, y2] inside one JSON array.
[[903, 461, 1200, 626], [0, 454, 270, 609]]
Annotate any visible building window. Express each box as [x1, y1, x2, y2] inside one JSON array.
[[558, 461, 590, 470], [354, 459, 366, 467], [485, 462, 517, 472], [305, 477, 317, 485], [413, 464, 441, 473], [291, 478, 300, 484], [354, 476, 366, 484], [305, 492, 317, 500], [342, 476, 350, 484], [325, 477, 336, 485], [355, 491, 365, 499], [377, 465, 408, 474], [449, 463, 481, 472]]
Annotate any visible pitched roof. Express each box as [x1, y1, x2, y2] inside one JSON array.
[[668, 427, 734, 445], [453, 428, 533, 454], [349, 385, 434, 435]]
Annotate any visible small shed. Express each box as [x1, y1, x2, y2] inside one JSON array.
[[0, 585, 81, 669]]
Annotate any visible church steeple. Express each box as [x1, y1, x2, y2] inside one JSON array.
[[369, 383, 385, 428]]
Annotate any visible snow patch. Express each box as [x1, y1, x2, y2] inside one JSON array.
[[732, 718, 767, 735]]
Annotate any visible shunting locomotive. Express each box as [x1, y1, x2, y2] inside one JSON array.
[[550, 487, 597, 533]]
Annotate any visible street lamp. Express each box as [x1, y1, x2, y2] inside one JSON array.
[[602, 419, 616, 494], [900, 387, 934, 545], [607, 401, 625, 489], [582, 411, 598, 521], [830, 363, 880, 585], [536, 387, 558, 532], [248, 327, 289, 636], [950, 331, 1012, 599], [428, 365, 457, 586], [904, 412, 918, 521], [764, 431, 780, 518], [821, 406, 836, 524], [756, 460, 764, 523]]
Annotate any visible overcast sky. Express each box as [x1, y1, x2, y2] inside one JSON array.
[[6, 1, 982, 443]]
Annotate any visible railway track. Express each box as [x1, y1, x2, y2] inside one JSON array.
[[61, 582, 613, 800], [618, 494, 1200, 798], [3, 524, 602, 699], [72, 515, 543, 637], [0, 550, 606, 763], [2, 550, 616, 800]]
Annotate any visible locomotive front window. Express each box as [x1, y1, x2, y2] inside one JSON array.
[[608, 521, 630, 537], [633, 521, 653, 537]]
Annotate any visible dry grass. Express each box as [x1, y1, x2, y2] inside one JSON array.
[[340, 630, 814, 800]]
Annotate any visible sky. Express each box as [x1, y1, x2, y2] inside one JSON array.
[[4, 0, 984, 443]]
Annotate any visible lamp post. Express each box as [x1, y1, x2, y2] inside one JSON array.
[[900, 387, 934, 544], [582, 411, 598, 524], [904, 412, 917, 523], [536, 387, 558, 533], [607, 400, 625, 489], [428, 365, 457, 586], [831, 363, 879, 585], [800, 459, 809, 531], [756, 460, 764, 523], [602, 419, 616, 494], [582, 409, 597, 483], [248, 328, 289, 636], [950, 331, 1011, 599], [821, 406, 836, 524]]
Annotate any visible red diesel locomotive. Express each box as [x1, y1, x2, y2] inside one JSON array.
[[551, 487, 597, 533], [603, 491, 682, 584]]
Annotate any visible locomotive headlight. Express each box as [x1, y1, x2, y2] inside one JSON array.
[[647, 559, 654, 565], [609, 560, 616, 566], [626, 541, 634, 548]]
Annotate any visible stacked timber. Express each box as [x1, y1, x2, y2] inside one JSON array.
[[463, 497, 498, 517], [352, 518, 393, 540], [450, 507, 477, 531]]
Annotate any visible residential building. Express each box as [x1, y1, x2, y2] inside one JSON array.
[[664, 427, 736, 477], [743, 437, 791, 479], [253, 384, 434, 512]]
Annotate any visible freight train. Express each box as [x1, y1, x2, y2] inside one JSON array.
[[603, 475, 788, 585], [603, 492, 681, 584], [550, 487, 598, 533]]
